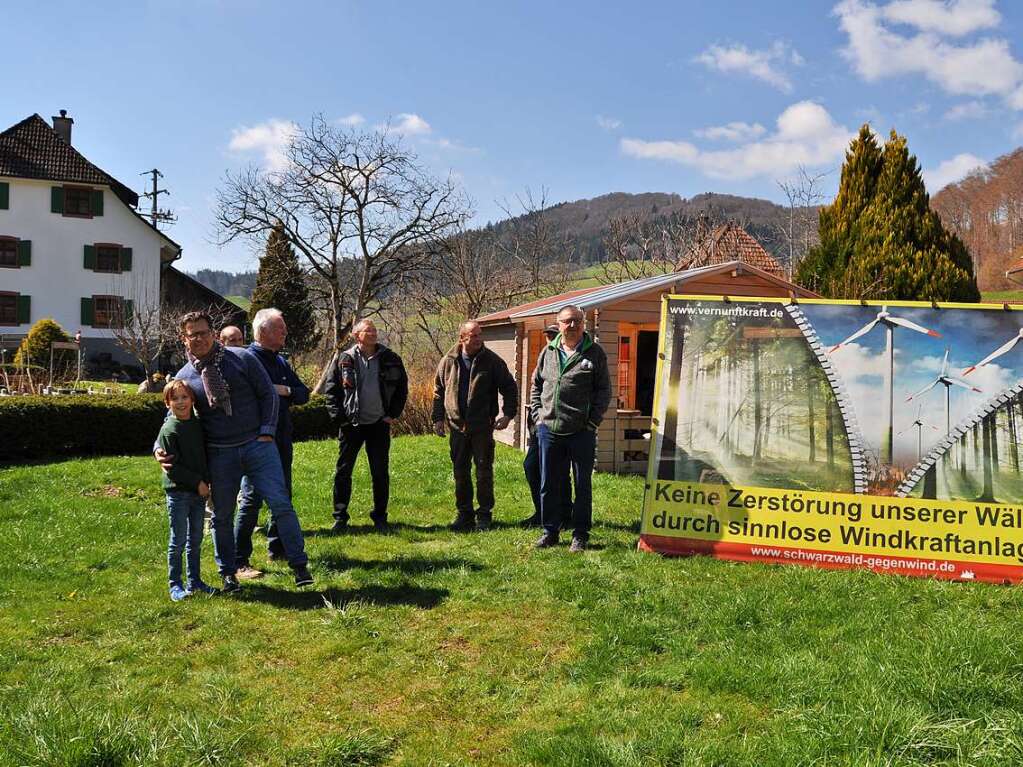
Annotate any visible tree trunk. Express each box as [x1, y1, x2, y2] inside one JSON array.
[[979, 415, 995, 502], [807, 372, 816, 463]]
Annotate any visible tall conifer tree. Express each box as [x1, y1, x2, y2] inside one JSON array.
[[250, 222, 320, 354], [797, 125, 980, 301]]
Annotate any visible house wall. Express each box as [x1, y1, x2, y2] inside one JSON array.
[[0, 177, 167, 364]]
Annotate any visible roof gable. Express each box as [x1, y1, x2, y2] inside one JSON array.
[[0, 114, 139, 208], [700, 222, 783, 275]]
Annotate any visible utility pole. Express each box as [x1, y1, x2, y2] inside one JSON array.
[[140, 168, 177, 229]]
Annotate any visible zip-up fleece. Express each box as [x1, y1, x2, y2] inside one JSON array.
[[529, 331, 611, 436], [432, 343, 518, 432], [323, 344, 409, 426]]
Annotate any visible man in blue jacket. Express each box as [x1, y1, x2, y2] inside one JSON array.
[[234, 308, 310, 578], [156, 311, 312, 591]]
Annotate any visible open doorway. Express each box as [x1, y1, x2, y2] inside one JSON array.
[[635, 330, 658, 416]]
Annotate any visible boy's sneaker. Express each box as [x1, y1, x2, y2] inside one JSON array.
[[534, 531, 559, 549], [169, 584, 189, 602], [187, 580, 217, 595], [293, 565, 314, 587], [236, 563, 264, 580], [221, 574, 241, 593], [569, 536, 587, 553]]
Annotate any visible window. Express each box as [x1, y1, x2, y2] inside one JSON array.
[[95, 245, 121, 273], [0, 239, 15, 268], [0, 294, 16, 325], [92, 296, 125, 328], [64, 187, 92, 216]]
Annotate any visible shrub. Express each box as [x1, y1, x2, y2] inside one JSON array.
[[392, 381, 434, 437], [1, 394, 338, 461], [14, 318, 72, 367]]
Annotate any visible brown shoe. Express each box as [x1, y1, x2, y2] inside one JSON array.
[[236, 564, 264, 580]]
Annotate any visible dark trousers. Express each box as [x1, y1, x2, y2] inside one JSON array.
[[538, 424, 595, 539], [235, 436, 293, 565], [333, 420, 391, 523], [524, 433, 572, 522], [450, 428, 495, 516]]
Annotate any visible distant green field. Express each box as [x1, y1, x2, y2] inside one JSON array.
[[981, 290, 1023, 304], [227, 295, 252, 311]]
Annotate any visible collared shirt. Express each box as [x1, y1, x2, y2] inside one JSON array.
[[354, 346, 385, 425], [558, 339, 581, 370]]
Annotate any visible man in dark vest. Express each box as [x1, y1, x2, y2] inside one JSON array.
[[324, 319, 408, 533], [432, 320, 518, 531]]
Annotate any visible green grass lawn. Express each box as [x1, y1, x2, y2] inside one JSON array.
[[4, 437, 1023, 766]]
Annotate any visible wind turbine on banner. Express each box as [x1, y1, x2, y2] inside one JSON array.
[[896, 403, 939, 462], [963, 328, 1023, 377], [829, 306, 941, 465], [906, 348, 982, 435]]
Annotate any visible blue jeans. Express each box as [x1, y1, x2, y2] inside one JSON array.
[[208, 438, 308, 575], [166, 490, 206, 587], [235, 437, 293, 565], [538, 424, 595, 539], [524, 432, 573, 522]]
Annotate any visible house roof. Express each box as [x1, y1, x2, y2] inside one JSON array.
[[479, 261, 816, 324], [0, 113, 139, 208], [699, 222, 783, 275], [1008, 256, 1023, 275]]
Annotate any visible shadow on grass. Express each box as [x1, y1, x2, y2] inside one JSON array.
[[237, 583, 449, 610], [316, 554, 484, 575]]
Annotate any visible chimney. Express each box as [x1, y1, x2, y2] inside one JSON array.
[[52, 109, 73, 145]]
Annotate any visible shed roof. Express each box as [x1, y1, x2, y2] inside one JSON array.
[[481, 261, 814, 323]]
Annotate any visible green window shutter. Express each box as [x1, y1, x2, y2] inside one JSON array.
[[17, 240, 30, 266], [124, 299, 134, 324], [0, 182, 9, 209], [83, 244, 96, 270], [81, 297, 94, 326], [51, 186, 64, 213], [90, 189, 103, 216], [16, 295, 30, 324], [120, 247, 132, 271]]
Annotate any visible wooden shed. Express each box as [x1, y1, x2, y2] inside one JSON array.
[[477, 260, 818, 473]]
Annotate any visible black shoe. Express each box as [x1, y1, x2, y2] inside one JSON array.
[[330, 519, 348, 535], [569, 536, 587, 553], [221, 574, 240, 593], [474, 513, 492, 532], [520, 514, 542, 529], [293, 565, 314, 587], [372, 518, 390, 533], [449, 513, 475, 532], [534, 531, 559, 549]]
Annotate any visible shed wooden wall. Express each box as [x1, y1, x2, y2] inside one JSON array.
[[480, 323, 520, 447]]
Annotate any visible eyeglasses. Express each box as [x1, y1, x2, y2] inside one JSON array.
[[558, 318, 582, 327], [183, 330, 212, 340]]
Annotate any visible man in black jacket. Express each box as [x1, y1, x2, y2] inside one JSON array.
[[324, 319, 408, 533], [432, 320, 518, 532]]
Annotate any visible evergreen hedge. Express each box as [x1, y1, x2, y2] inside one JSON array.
[[1, 394, 335, 461]]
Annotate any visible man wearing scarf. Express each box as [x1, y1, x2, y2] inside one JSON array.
[[156, 311, 312, 591]]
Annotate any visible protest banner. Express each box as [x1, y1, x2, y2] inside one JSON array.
[[639, 296, 1023, 584]]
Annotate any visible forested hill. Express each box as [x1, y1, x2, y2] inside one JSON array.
[[188, 269, 258, 299], [931, 148, 1023, 291], [484, 191, 797, 264]]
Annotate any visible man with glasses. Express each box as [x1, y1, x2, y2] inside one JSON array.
[[529, 305, 611, 552], [155, 311, 313, 590]]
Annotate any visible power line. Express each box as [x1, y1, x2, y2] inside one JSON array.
[[140, 168, 177, 228]]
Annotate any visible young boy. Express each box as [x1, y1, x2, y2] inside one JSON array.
[[157, 380, 215, 600]]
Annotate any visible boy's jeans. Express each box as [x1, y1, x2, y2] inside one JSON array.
[[208, 438, 308, 576], [166, 490, 205, 587]]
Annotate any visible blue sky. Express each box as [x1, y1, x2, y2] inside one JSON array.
[[3, 0, 1023, 272]]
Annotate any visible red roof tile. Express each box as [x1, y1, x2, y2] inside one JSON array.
[[698, 223, 783, 276]]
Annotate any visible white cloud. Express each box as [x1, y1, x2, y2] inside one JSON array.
[[881, 0, 1000, 36], [835, 0, 1023, 109], [424, 137, 481, 153], [378, 113, 432, 136], [695, 41, 802, 93], [228, 118, 297, 171], [693, 121, 766, 142], [943, 100, 989, 120], [621, 101, 851, 180], [922, 152, 987, 191], [596, 115, 622, 131], [337, 113, 365, 126]]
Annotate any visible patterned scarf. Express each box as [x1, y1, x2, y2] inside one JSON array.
[[188, 341, 232, 416]]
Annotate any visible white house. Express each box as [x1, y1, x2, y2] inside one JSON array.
[[0, 111, 182, 367]]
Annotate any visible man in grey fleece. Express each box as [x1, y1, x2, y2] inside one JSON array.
[[529, 304, 611, 552]]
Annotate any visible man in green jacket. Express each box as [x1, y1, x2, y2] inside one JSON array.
[[433, 320, 518, 531], [530, 305, 611, 552]]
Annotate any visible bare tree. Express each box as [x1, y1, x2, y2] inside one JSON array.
[[496, 187, 574, 296], [110, 268, 164, 381], [775, 165, 828, 279], [214, 115, 471, 352], [598, 211, 718, 281]]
